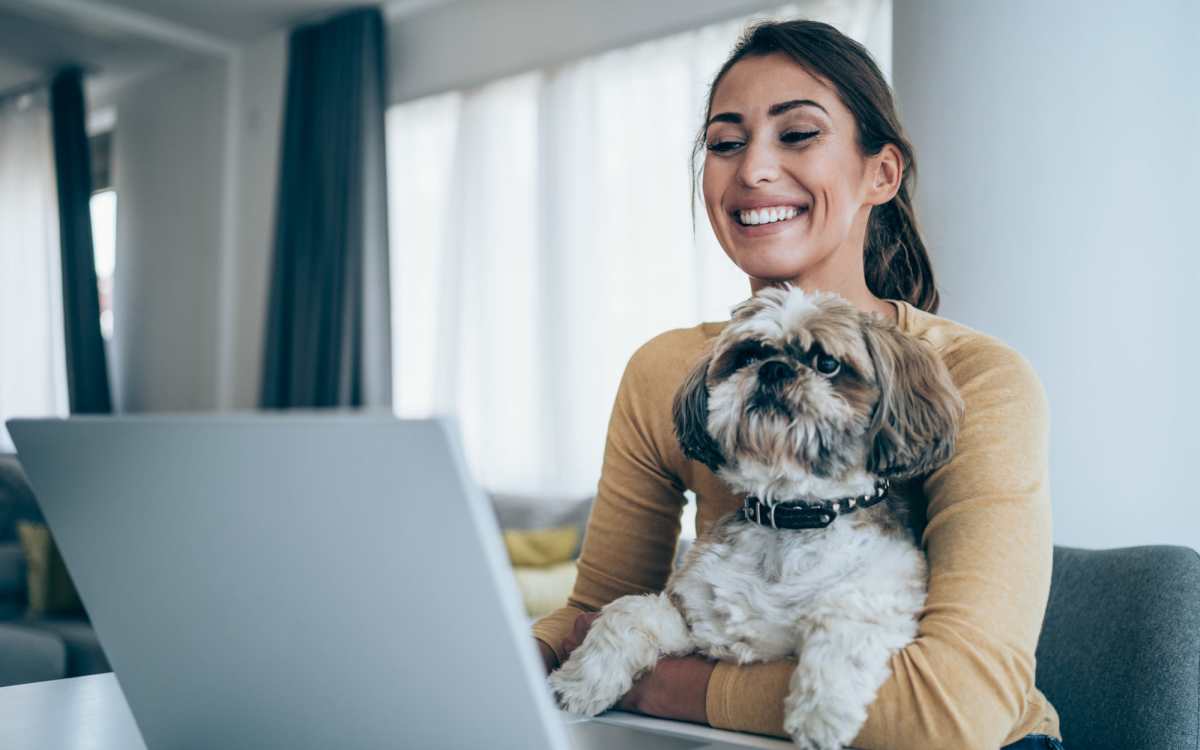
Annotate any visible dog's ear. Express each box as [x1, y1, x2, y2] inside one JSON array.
[[861, 317, 965, 481], [672, 350, 724, 472]]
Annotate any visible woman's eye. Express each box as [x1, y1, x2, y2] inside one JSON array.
[[707, 140, 742, 154], [782, 130, 819, 144], [813, 353, 841, 376], [707, 131, 817, 154]]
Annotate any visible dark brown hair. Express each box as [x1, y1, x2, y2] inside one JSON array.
[[691, 19, 940, 314]]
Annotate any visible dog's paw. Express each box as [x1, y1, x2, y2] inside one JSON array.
[[547, 653, 634, 717], [783, 693, 867, 750]]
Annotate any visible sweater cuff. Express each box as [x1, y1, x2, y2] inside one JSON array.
[[705, 659, 793, 738], [531, 605, 588, 665], [705, 660, 735, 728]]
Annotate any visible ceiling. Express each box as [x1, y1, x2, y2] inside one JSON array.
[[83, 0, 369, 42], [0, 0, 454, 100], [0, 2, 195, 97]]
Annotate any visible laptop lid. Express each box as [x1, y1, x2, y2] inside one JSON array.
[[7, 414, 570, 750]]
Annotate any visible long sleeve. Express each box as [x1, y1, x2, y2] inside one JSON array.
[[704, 338, 1060, 749], [532, 333, 692, 663]]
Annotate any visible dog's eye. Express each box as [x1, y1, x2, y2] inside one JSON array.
[[812, 353, 841, 376], [733, 343, 773, 371]]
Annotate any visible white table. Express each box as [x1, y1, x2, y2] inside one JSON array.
[[0, 673, 145, 750], [0, 673, 792, 750]]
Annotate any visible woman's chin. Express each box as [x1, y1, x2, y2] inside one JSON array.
[[729, 248, 827, 283]]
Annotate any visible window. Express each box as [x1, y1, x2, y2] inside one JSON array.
[[90, 188, 116, 340], [89, 127, 116, 341]]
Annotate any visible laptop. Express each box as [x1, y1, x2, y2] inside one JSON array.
[[7, 414, 791, 750]]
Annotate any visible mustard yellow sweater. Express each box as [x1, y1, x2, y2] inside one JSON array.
[[532, 298, 1062, 749]]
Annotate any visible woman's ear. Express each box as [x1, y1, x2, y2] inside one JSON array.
[[866, 143, 903, 206], [672, 351, 724, 472], [861, 317, 964, 481]]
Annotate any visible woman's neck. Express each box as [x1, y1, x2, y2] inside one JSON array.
[[749, 278, 898, 325]]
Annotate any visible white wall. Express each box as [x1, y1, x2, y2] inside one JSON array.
[[107, 30, 286, 412], [111, 56, 229, 411], [893, 0, 1200, 550], [222, 31, 287, 410]]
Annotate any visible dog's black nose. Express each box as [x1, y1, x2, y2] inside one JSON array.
[[758, 360, 795, 386]]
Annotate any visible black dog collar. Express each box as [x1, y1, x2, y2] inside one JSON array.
[[736, 478, 891, 530]]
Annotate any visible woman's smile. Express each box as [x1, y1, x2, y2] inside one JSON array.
[[731, 205, 810, 237]]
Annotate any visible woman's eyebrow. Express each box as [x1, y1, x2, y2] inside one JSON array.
[[707, 99, 829, 128]]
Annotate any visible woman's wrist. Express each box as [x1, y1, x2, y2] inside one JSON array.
[[621, 654, 717, 725]]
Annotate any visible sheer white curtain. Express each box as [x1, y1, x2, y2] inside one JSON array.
[[0, 91, 69, 451], [386, 1, 890, 495]]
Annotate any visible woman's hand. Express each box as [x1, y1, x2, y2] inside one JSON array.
[[536, 638, 559, 674], [557, 611, 716, 725]]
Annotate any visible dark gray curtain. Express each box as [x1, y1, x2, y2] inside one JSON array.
[[261, 7, 392, 408], [49, 68, 112, 414]]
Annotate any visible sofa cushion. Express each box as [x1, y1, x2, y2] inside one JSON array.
[[16, 522, 84, 616], [0, 542, 24, 599], [489, 492, 592, 559], [0, 623, 66, 687], [23, 618, 110, 678], [502, 526, 579, 567], [0, 453, 44, 541], [512, 561, 577, 618]]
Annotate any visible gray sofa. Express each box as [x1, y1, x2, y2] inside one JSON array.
[[0, 453, 109, 686], [1036, 544, 1199, 750]]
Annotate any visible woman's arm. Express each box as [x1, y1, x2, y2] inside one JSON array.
[[704, 339, 1056, 750]]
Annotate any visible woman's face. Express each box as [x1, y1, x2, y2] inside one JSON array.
[[702, 53, 894, 291]]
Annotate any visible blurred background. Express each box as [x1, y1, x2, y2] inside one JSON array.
[[0, 0, 1196, 558]]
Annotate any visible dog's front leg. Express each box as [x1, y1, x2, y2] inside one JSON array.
[[548, 591, 693, 716], [782, 621, 899, 750]]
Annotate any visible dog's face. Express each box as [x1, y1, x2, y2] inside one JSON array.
[[673, 285, 964, 494]]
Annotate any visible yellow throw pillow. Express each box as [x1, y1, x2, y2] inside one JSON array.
[[16, 521, 85, 616], [502, 525, 579, 567], [512, 561, 577, 618]]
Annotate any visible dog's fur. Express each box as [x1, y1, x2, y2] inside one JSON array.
[[547, 285, 965, 749]]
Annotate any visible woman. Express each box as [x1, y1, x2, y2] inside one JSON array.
[[533, 19, 1064, 750]]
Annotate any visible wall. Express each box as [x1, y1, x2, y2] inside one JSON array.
[[893, 0, 1200, 550], [111, 56, 228, 411], [222, 30, 287, 410], [104, 28, 286, 412]]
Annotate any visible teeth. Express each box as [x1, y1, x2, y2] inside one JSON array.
[[738, 205, 804, 226]]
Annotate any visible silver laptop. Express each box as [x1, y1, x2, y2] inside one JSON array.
[[7, 414, 790, 750]]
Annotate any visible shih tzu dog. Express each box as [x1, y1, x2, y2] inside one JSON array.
[[547, 284, 965, 750]]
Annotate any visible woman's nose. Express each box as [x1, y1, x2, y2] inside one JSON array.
[[736, 138, 782, 186]]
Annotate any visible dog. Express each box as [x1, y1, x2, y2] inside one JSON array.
[[547, 284, 965, 749]]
